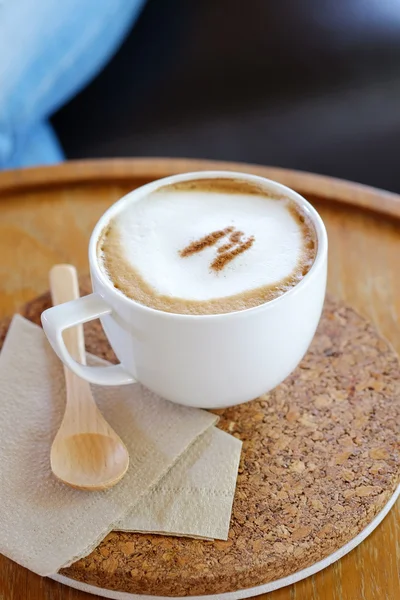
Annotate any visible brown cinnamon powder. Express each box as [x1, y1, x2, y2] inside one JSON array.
[[217, 241, 236, 254], [230, 230, 243, 243], [179, 227, 254, 272], [179, 227, 234, 258], [211, 236, 255, 271]]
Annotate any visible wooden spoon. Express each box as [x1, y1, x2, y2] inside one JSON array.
[[49, 264, 129, 490]]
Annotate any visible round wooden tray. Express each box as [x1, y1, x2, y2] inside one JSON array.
[[0, 158, 400, 600]]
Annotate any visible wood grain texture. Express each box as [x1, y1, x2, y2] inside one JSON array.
[[0, 158, 399, 600]]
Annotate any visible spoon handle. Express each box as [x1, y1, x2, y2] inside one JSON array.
[[50, 264, 99, 427], [49, 264, 86, 366]]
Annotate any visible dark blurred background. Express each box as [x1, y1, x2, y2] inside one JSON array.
[[52, 0, 400, 193]]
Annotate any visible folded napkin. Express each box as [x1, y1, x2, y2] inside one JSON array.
[[118, 426, 240, 540], [0, 316, 241, 576]]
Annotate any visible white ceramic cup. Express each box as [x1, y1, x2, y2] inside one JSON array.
[[41, 170, 328, 408]]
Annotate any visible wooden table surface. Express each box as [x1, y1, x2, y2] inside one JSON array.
[[0, 158, 399, 600]]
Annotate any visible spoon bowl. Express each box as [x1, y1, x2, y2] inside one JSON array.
[[51, 432, 129, 490]]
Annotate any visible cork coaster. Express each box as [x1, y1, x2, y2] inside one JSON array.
[[2, 279, 399, 597]]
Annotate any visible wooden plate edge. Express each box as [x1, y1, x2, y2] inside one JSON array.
[[0, 158, 400, 219]]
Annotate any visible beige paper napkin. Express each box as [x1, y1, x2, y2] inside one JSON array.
[[0, 315, 234, 576], [118, 426, 241, 540]]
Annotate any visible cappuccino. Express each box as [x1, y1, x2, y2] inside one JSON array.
[[98, 178, 317, 315]]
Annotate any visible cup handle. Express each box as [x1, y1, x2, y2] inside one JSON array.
[[41, 294, 135, 386]]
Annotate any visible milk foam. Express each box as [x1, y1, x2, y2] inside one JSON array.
[[102, 189, 307, 301]]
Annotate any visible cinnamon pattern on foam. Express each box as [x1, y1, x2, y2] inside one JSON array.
[[179, 227, 255, 271]]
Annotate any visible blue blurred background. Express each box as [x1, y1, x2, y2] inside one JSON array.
[[3, 0, 400, 192]]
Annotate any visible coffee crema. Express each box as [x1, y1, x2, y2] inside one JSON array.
[[98, 178, 317, 315]]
